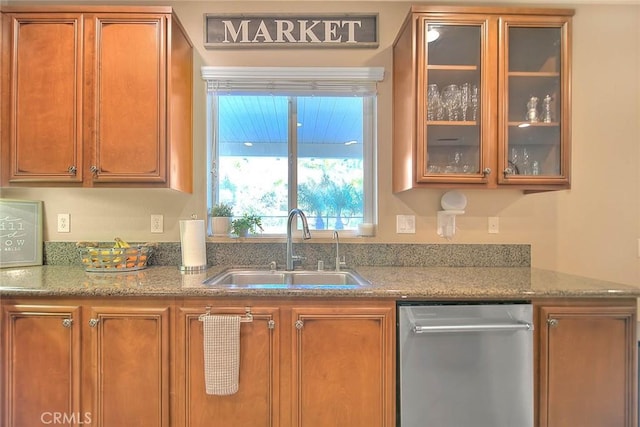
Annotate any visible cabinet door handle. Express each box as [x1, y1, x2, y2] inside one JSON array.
[[504, 167, 514, 176], [482, 168, 491, 177], [90, 165, 99, 176], [547, 318, 559, 328], [68, 166, 77, 175], [88, 318, 100, 327], [62, 318, 73, 328], [295, 320, 304, 330]]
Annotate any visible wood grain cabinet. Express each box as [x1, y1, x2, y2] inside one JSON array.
[[536, 300, 637, 427], [1, 301, 171, 427], [0, 6, 193, 192], [86, 304, 171, 427], [291, 304, 395, 427], [2, 304, 82, 427], [175, 299, 395, 427], [393, 6, 573, 192], [176, 304, 281, 427]]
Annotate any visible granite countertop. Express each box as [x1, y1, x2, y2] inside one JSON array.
[[1, 265, 639, 299]]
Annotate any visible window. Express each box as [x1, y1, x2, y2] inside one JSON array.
[[203, 67, 383, 235]]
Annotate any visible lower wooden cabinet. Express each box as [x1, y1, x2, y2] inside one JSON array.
[[1, 300, 171, 427], [87, 305, 170, 427], [536, 299, 637, 427], [291, 305, 394, 427], [2, 296, 636, 427], [176, 304, 281, 427], [2, 304, 82, 427], [175, 299, 395, 427]]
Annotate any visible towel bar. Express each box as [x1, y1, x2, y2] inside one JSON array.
[[199, 305, 253, 323]]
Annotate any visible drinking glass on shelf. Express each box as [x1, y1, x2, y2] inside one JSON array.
[[521, 147, 531, 175], [470, 85, 479, 121], [510, 147, 520, 174], [460, 83, 471, 121], [442, 84, 461, 121], [427, 84, 442, 121]]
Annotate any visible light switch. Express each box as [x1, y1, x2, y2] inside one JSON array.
[[396, 215, 416, 234]]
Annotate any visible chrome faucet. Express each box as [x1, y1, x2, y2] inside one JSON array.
[[286, 209, 311, 270], [333, 230, 346, 271]]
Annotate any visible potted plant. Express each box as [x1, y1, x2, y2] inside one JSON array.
[[231, 214, 263, 238], [209, 203, 234, 236]]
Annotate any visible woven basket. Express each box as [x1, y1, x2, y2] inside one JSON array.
[[77, 242, 155, 272]]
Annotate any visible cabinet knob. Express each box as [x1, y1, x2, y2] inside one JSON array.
[[90, 165, 99, 175], [62, 318, 73, 328], [503, 167, 515, 176], [88, 318, 100, 327], [295, 320, 304, 330], [482, 168, 491, 176], [547, 318, 559, 328], [68, 166, 77, 175]]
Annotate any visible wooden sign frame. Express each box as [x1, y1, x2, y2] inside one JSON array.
[[0, 199, 43, 268]]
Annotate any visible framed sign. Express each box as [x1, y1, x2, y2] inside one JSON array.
[[0, 199, 43, 268], [204, 13, 379, 49]]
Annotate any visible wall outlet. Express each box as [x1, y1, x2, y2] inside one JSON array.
[[396, 215, 416, 234], [57, 213, 70, 233], [151, 214, 163, 233], [488, 217, 499, 234]]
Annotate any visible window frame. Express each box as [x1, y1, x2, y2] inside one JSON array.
[[202, 66, 383, 237]]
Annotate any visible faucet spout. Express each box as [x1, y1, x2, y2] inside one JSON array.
[[333, 231, 340, 271], [333, 230, 346, 271], [286, 208, 311, 271]]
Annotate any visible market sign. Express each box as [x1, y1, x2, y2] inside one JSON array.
[[204, 14, 378, 48]]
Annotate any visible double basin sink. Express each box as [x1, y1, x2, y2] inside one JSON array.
[[203, 268, 370, 289]]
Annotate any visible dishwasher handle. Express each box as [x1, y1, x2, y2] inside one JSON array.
[[412, 322, 533, 334]]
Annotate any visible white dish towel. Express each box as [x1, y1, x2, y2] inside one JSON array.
[[200, 314, 241, 395]]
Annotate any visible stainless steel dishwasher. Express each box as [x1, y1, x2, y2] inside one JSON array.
[[398, 302, 534, 427]]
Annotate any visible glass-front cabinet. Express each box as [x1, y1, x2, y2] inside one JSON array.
[[499, 17, 571, 186], [392, 6, 573, 192], [422, 18, 488, 184]]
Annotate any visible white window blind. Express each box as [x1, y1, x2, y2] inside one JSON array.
[[201, 66, 384, 96]]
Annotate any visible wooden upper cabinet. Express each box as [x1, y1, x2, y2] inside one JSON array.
[[392, 6, 573, 192], [0, 6, 193, 192], [0, 13, 84, 183], [86, 14, 167, 184]]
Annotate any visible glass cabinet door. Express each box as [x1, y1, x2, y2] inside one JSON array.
[[499, 18, 571, 186], [420, 18, 489, 183]]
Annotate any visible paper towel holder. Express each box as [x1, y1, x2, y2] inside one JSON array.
[[437, 190, 467, 240]]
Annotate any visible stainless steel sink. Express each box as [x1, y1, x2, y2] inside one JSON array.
[[203, 268, 370, 288]]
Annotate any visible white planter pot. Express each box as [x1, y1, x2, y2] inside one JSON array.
[[210, 217, 231, 236]]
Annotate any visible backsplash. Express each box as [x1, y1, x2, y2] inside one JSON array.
[[44, 242, 530, 268]]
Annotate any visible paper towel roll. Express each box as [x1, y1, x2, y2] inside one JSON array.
[[180, 220, 207, 269]]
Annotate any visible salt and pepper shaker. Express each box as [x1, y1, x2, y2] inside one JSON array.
[[526, 96, 539, 122], [542, 94, 553, 123]]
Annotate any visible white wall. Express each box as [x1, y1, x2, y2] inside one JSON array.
[[2, 2, 639, 286]]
